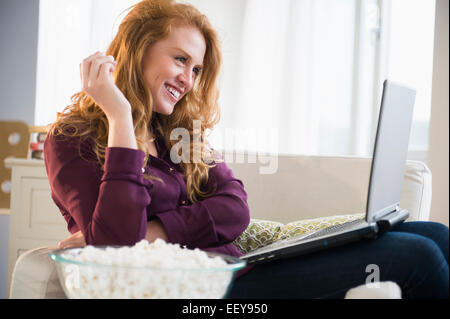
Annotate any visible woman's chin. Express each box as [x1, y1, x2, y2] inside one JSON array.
[[154, 104, 175, 116]]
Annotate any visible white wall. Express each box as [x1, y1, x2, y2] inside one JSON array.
[[0, 0, 38, 125], [428, 0, 449, 226], [0, 0, 40, 299]]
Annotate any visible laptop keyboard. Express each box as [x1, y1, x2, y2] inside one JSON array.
[[297, 218, 366, 241], [248, 218, 366, 255], [244, 218, 367, 259]]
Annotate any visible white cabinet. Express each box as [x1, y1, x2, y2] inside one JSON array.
[[5, 158, 69, 297]]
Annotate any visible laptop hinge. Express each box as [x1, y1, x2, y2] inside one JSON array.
[[368, 203, 400, 223], [376, 209, 409, 235]]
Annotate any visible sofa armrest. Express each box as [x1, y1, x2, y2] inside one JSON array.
[[9, 246, 65, 299], [402, 160, 432, 221]]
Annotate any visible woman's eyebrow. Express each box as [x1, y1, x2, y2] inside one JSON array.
[[174, 47, 203, 68]]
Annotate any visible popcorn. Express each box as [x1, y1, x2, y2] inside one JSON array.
[[57, 239, 234, 299]]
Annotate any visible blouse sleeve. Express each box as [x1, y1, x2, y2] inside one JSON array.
[[154, 160, 250, 249], [44, 133, 152, 246]]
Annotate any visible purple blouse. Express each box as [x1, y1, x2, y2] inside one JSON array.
[[44, 131, 251, 263]]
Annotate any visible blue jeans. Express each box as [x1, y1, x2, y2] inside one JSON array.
[[227, 221, 449, 299]]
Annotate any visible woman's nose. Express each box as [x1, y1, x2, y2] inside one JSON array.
[[177, 70, 193, 91]]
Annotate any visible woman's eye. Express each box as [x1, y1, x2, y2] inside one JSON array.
[[175, 56, 186, 63], [176, 56, 200, 76]]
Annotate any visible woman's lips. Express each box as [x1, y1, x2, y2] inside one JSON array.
[[164, 84, 181, 103]]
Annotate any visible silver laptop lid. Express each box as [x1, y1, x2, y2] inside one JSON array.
[[366, 80, 416, 223]]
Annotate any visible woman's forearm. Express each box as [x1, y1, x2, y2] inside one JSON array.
[[107, 110, 138, 150]]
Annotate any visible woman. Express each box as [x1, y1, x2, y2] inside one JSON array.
[[44, 0, 448, 299], [45, 0, 248, 257]]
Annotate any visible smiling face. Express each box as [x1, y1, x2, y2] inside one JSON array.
[[142, 23, 207, 116]]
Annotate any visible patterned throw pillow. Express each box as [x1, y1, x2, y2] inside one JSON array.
[[233, 213, 365, 254], [233, 219, 284, 254]]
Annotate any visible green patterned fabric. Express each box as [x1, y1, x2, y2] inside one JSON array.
[[233, 213, 365, 254], [232, 219, 284, 254]]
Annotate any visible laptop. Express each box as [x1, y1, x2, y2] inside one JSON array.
[[241, 80, 416, 265]]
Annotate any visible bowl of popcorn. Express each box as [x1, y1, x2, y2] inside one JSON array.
[[49, 239, 246, 299]]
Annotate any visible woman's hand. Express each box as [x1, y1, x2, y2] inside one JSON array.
[[81, 51, 138, 149], [80, 51, 131, 121], [145, 219, 169, 243], [58, 231, 86, 249]]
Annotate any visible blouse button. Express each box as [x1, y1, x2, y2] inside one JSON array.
[[141, 167, 145, 173], [168, 167, 174, 173], [181, 200, 187, 205]]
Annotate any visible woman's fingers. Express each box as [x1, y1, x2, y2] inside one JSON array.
[[58, 231, 86, 249], [84, 55, 114, 87], [58, 237, 75, 248], [58, 238, 74, 249], [77, 51, 131, 119], [98, 60, 117, 82], [80, 51, 102, 84], [80, 52, 115, 89], [88, 55, 116, 84]]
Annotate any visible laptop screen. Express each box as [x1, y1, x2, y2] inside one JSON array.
[[366, 80, 416, 222]]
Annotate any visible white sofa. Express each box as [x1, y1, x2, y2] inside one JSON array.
[[8, 154, 432, 299]]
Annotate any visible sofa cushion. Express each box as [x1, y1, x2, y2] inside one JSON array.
[[233, 219, 284, 254]]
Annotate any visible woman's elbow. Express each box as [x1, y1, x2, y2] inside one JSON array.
[[232, 199, 251, 237]]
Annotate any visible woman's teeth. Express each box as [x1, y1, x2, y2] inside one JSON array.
[[165, 85, 180, 99]]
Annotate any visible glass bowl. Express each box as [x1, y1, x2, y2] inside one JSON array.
[[49, 246, 246, 299]]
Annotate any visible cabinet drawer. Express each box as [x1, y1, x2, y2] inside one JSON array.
[[17, 177, 70, 241]]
